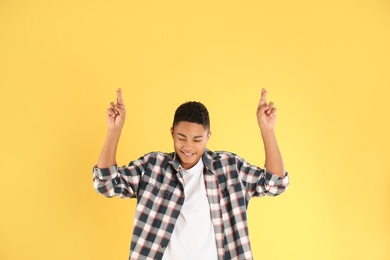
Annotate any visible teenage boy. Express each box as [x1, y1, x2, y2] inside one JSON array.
[[93, 88, 289, 260]]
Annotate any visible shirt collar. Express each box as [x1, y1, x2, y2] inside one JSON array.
[[170, 148, 221, 172]]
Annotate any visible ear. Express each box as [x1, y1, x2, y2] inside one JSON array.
[[170, 127, 174, 137], [207, 131, 212, 140]]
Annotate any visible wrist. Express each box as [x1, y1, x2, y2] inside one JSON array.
[[260, 128, 277, 144], [107, 128, 122, 138], [260, 127, 275, 136]]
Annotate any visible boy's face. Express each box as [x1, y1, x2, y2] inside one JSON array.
[[171, 121, 211, 170]]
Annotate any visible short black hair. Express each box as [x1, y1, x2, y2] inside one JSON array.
[[172, 101, 210, 130]]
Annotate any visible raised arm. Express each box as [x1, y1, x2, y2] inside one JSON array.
[[97, 88, 126, 168], [256, 88, 285, 177]]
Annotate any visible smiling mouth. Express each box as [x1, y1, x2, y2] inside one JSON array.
[[181, 151, 195, 157]]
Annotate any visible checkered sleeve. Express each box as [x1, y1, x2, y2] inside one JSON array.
[[92, 155, 149, 199], [234, 154, 289, 197]]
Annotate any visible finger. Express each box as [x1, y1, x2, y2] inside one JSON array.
[[267, 102, 274, 115], [270, 107, 277, 116], [107, 108, 116, 117], [258, 88, 267, 107], [116, 88, 124, 106], [110, 102, 119, 115]]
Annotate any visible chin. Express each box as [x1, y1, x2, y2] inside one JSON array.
[[180, 157, 194, 165]]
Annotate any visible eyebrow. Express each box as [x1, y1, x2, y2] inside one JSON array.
[[177, 133, 204, 139]]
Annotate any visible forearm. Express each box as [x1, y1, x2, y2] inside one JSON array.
[[260, 129, 285, 177], [97, 128, 122, 168]]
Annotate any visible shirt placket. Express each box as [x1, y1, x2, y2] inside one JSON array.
[[203, 167, 225, 260]]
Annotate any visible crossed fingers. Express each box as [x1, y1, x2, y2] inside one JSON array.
[[258, 88, 277, 116], [107, 88, 125, 117]]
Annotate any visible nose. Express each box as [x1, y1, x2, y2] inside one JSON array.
[[182, 143, 194, 151], [182, 145, 192, 151]]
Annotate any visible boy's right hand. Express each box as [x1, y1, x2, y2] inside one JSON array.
[[106, 88, 126, 130]]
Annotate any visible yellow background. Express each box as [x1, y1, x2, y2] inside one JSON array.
[[0, 0, 389, 259]]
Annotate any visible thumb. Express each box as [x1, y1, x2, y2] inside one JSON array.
[[258, 104, 269, 115]]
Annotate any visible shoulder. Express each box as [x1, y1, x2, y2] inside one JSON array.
[[210, 149, 241, 159], [206, 149, 245, 164], [130, 151, 174, 165], [144, 151, 174, 158]]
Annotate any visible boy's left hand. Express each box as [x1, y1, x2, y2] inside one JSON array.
[[257, 88, 277, 131]]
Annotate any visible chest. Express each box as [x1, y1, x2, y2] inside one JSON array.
[[136, 165, 248, 211]]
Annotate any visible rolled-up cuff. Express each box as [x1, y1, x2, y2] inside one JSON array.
[[93, 164, 118, 180]]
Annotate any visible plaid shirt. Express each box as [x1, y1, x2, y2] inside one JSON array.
[[93, 149, 289, 260]]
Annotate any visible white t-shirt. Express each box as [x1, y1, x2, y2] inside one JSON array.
[[162, 159, 218, 260]]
